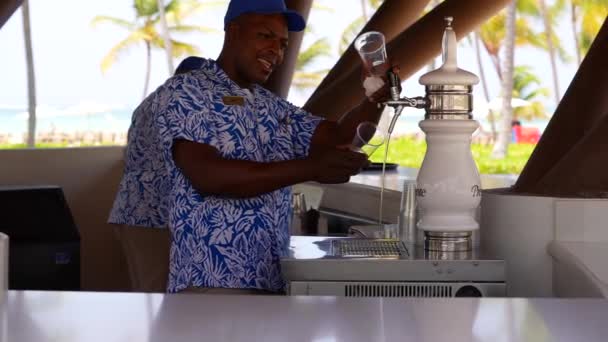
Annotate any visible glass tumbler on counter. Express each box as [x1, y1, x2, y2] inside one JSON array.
[[398, 181, 417, 243]]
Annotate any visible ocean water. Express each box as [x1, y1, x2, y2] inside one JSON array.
[[0, 107, 550, 136], [0, 107, 133, 136]]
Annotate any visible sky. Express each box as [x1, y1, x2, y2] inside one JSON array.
[[0, 0, 580, 113]]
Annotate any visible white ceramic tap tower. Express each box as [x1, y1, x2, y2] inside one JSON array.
[[416, 17, 481, 252]]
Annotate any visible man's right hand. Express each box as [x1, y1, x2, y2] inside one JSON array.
[[307, 146, 369, 184]]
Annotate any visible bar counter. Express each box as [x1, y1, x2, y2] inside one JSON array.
[[2, 290, 607, 341]]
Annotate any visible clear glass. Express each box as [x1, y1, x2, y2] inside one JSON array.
[[350, 121, 385, 157], [398, 181, 418, 243], [354, 31, 389, 76]]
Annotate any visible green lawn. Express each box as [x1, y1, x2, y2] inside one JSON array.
[[1, 137, 536, 175], [370, 136, 536, 175]]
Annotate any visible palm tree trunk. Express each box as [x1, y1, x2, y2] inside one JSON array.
[[491, 0, 516, 159], [474, 31, 495, 141], [571, 3, 582, 65], [539, 0, 560, 105], [22, 0, 36, 148], [360, 0, 368, 22], [157, 0, 174, 75], [143, 41, 152, 100], [487, 49, 502, 81]]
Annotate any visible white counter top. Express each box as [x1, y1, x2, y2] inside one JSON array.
[[318, 167, 518, 223], [349, 167, 518, 193], [2, 290, 608, 342]]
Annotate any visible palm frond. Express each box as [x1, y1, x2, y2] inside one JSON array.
[[292, 70, 329, 91], [168, 24, 218, 34], [151, 35, 200, 57], [338, 17, 366, 55], [296, 38, 331, 70], [548, 0, 568, 17], [369, 0, 383, 10], [170, 40, 201, 57], [312, 3, 334, 12], [478, 13, 505, 53], [164, 0, 227, 23], [579, 4, 608, 55], [100, 31, 147, 73], [91, 15, 135, 30], [512, 65, 548, 109], [514, 101, 547, 120], [552, 34, 572, 63], [514, 17, 543, 48], [134, 0, 159, 17], [516, 0, 540, 16]]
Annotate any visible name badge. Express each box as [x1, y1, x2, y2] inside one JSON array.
[[222, 96, 245, 106]]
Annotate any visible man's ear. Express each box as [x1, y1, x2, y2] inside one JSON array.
[[225, 22, 239, 43]]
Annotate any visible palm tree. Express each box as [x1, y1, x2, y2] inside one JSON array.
[[520, 0, 567, 106], [570, 0, 608, 65], [288, 3, 335, 93], [491, 1, 517, 159], [338, 0, 382, 55], [157, 0, 174, 74], [292, 38, 332, 92], [570, 0, 582, 65], [473, 31, 496, 140], [21, 0, 36, 148], [360, 0, 369, 22], [92, 0, 217, 99], [512, 65, 549, 121], [538, 0, 560, 105], [477, 7, 544, 81]]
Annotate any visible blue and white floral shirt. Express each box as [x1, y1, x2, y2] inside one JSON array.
[[109, 59, 322, 292]]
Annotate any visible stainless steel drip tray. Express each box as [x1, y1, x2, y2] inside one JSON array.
[[281, 236, 505, 283], [331, 239, 408, 258]]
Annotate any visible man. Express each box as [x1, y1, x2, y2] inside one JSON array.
[[109, 0, 389, 294]]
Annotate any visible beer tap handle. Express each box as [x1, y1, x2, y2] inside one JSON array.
[[384, 66, 427, 134], [387, 68, 401, 101]]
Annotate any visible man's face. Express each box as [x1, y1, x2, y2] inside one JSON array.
[[231, 14, 289, 85]]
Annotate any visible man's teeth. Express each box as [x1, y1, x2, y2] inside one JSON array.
[[258, 59, 272, 69]]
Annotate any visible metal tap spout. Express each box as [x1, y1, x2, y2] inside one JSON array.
[[383, 69, 427, 134]]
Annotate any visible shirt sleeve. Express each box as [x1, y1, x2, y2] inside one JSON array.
[[283, 101, 323, 159], [158, 75, 219, 150]]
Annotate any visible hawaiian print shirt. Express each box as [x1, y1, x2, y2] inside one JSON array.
[[109, 59, 322, 292]]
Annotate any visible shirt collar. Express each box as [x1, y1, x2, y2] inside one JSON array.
[[200, 59, 260, 98]]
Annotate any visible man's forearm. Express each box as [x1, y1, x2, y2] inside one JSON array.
[[173, 139, 363, 199], [184, 158, 314, 198]]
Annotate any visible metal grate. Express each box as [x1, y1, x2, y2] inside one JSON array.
[[332, 239, 407, 257], [344, 283, 453, 297]]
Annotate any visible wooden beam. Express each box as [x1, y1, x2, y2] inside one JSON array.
[[0, 0, 22, 30], [306, 0, 431, 112], [304, 0, 511, 119], [514, 16, 608, 195]]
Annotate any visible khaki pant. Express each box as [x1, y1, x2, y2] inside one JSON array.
[[114, 225, 284, 295], [114, 225, 171, 293]]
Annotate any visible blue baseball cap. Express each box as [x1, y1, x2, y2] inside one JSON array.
[[224, 0, 306, 32]]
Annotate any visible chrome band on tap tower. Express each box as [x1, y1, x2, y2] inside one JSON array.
[[425, 84, 474, 120], [424, 231, 472, 252]]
